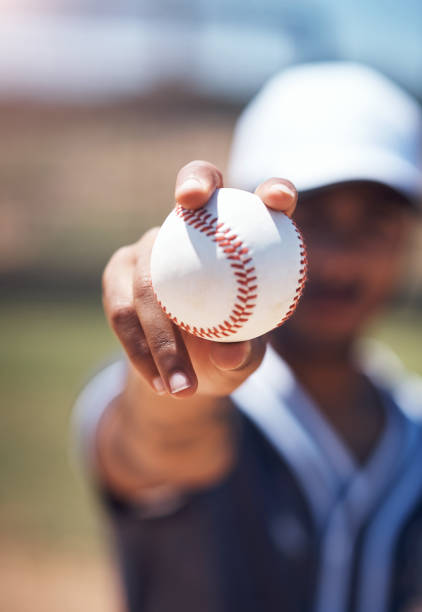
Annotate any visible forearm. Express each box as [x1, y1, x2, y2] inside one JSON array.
[[96, 364, 236, 502]]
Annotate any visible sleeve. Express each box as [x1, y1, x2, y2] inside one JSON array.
[[70, 358, 128, 485], [69, 358, 186, 519], [70, 360, 223, 612]]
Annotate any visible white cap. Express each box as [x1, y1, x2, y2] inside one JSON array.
[[228, 62, 422, 204]]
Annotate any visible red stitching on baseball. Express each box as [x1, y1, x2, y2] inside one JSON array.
[[154, 205, 259, 340], [154, 206, 307, 339], [276, 218, 308, 328]]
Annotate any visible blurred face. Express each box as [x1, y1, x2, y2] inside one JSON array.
[[284, 181, 412, 348]]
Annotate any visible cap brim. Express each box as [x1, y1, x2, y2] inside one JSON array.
[[274, 146, 422, 205]]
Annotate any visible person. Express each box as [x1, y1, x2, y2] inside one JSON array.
[[72, 62, 422, 612]]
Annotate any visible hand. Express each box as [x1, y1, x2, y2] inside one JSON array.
[[99, 161, 298, 494], [102, 160, 298, 400]]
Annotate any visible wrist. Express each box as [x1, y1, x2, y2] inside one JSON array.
[[96, 396, 162, 499], [117, 386, 238, 489]]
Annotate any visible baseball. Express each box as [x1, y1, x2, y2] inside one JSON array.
[[150, 187, 307, 342]]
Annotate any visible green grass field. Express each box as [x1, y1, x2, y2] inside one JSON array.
[[0, 297, 421, 553], [0, 297, 119, 553]]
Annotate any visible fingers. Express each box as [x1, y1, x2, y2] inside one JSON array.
[[175, 160, 223, 209], [255, 177, 298, 218], [133, 230, 198, 398], [103, 229, 267, 400], [103, 230, 198, 398], [102, 240, 163, 394], [174, 163, 297, 220]]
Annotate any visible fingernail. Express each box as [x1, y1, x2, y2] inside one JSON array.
[[152, 377, 166, 395], [169, 371, 191, 394], [269, 183, 296, 199], [177, 178, 204, 195]]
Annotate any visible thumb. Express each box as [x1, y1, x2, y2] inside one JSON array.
[[209, 338, 266, 372]]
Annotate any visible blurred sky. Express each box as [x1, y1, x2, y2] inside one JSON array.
[[0, 0, 421, 103]]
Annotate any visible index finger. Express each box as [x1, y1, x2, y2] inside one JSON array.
[[174, 160, 223, 209], [133, 230, 198, 398]]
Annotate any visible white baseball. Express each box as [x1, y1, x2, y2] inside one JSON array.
[[150, 188, 307, 342]]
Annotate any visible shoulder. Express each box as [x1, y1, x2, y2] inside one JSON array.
[[393, 374, 422, 423], [355, 338, 422, 422]]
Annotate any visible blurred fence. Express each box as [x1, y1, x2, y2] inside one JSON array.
[[1, 99, 421, 307], [0, 100, 237, 297]]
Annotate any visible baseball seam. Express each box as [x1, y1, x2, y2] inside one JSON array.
[[155, 205, 258, 340], [276, 218, 308, 327], [155, 205, 307, 340]]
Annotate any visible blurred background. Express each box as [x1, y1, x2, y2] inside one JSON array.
[[1, 1, 421, 610]]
